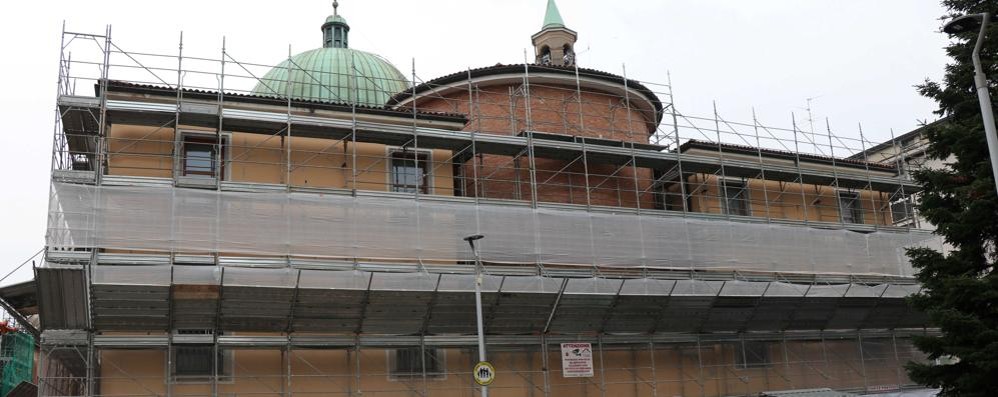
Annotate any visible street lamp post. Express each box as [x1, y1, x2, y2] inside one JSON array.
[[943, 12, 998, 194], [463, 234, 488, 397]]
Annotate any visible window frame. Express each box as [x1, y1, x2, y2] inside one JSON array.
[[837, 191, 864, 224], [734, 341, 771, 369], [539, 46, 552, 65], [386, 147, 432, 194], [562, 44, 575, 66], [889, 197, 915, 226], [388, 347, 446, 380], [171, 329, 234, 383], [178, 131, 230, 181], [720, 180, 751, 216]]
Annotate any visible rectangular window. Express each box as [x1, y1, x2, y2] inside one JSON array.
[[182, 135, 226, 179], [721, 181, 750, 216], [861, 339, 891, 362], [890, 198, 915, 225], [175, 346, 224, 377], [390, 150, 429, 194], [735, 341, 771, 369], [173, 330, 230, 380], [391, 348, 443, 378], [838, 191, 863, 223]]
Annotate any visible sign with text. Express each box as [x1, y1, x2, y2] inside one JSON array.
[[473, 361, 495, 386], [560, 343, 594, 377]]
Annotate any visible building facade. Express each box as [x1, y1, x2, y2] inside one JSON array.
[[849, 120, 949, 229], [17, 1, 942, 396]]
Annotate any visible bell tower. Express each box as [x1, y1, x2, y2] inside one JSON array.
[[531, 0, 578, 66]]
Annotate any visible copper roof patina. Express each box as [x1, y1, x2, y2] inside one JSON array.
[[251, 3, 409, 107], [542, 0, 567, 29]]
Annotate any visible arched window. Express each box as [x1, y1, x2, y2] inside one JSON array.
[[539, 46, 552, 65], [563, 44, 575, 66]]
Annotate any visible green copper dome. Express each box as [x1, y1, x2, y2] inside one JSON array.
[[325, 14, 347, 25], [251, 3, 409, 107], [253, 48, 409, 107]]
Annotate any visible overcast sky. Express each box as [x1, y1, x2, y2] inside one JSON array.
[[0, 1, 951, 285]]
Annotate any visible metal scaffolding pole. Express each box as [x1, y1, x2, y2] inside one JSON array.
[[889, 127, 915, 228], [713, 102, 733, 220], [522, 59, 539, 207], [791, 114, 810, 225], [667, 72, 689, 214], [826, 119, 846, 226], [858, 124, 881, 228], [541, 336, 551, 397], [216, 37, 227, 192], [751, 108, 772, 222]]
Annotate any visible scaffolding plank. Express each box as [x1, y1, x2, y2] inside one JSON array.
[[36, 267, 88, 330]]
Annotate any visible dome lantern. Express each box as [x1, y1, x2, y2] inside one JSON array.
[[322, 1, 349, 48]]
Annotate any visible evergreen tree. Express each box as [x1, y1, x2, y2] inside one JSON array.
[[905, 1, 998, 395]]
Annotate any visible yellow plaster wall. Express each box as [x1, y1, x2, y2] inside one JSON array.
[[106, 125, 175, 178], [684, 174, 893, 225], [106, 122, 890, 223], [97, 340, 912, 397], [105, 124, 454, 195]]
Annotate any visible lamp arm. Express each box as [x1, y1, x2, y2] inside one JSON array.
[[972, 13, 990, 80], [970, 12, 998, 195]]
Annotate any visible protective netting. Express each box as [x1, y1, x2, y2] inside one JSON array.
[[0, 332, 33, 397], [47, 182, 941, 276]]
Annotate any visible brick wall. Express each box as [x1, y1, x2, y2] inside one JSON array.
[[417, 82, 658, 208]]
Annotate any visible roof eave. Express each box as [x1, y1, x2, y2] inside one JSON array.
[[680, 139, 898, 173], [100, 80, 468, 125], [386, 64, 663, 133]]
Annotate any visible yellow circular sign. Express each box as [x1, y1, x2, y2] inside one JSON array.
[[473, 361, 495, 386]]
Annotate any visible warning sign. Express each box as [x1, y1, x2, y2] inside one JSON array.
[[560, 343, 594, 378], [473, 361, 495, 386]]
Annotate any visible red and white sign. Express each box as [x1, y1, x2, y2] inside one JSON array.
[[560, 343, 594, 378]]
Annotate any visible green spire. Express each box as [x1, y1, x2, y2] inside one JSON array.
[[541, 0, 565, 29]]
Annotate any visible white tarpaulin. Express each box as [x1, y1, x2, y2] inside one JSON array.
[[46, 182, 941, 276]]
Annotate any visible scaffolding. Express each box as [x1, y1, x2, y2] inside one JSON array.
[[48, 27, 939, 271], [37, 330, 932, 397], [36, 25, 941, 396], [50, 28, 925, 225], [0, 309, 35, 396]]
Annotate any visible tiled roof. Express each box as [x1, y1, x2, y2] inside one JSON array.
[[680, 139, 897, 173], [101, 80, 469, 123], [386, 63, 664, 126]]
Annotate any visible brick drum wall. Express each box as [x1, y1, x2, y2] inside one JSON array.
[[417, 83, 658, 208]]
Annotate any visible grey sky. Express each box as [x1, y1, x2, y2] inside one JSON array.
[[0, 0, 951, 284]]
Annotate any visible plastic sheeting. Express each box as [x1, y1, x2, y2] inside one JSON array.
[[89, 266, 922, 300], [47, 182, 941, 276]]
